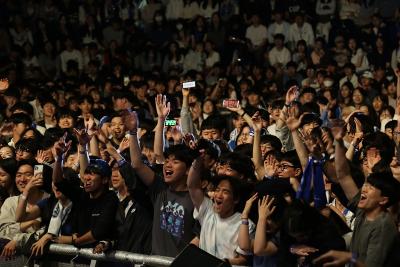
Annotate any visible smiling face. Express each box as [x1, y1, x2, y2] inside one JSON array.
[[15, 164, 33, 192], [58, 115, 74, 129], [213, 179, 237, 218], [358, 182, 387, 211], [110, 116, 125, 140], [237, 126, 254, 145], [162, 155, 188, 187]]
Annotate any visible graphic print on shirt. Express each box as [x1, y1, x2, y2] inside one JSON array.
[[160, 201, 185, 239]]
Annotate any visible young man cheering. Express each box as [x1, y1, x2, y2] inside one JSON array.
[[188, 153, 255, 265]]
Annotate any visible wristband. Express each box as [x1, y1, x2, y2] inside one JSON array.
[[129, 130, 137, 136], [241, 219, 249, 225], [284, 103, 291, 108], [117, 159, 126, 167], [79, 150, 87, 155], [240, 112, 246, 117], [20, 194, 27, 200]]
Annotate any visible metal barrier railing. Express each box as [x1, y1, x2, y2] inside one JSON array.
[[47, 244, 174, 267]]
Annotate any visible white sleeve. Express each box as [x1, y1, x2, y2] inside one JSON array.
[[236, 219, 256, 255], [193, 197, 213, 226]]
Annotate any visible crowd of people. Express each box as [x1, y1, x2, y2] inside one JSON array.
[[0, 0, 400, 266]]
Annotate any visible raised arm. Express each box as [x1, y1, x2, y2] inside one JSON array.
[[187, 156, 205, 210], [277, 86, 299, 130], [73, 128, 92, 181], [253, 196, 278, 256], [180, 87, 196, 136], [87, 117, 100, 157], [286, 111, 309, 169], [332, 123, 359, 201], [226, 105, 254, 129], [251, 112, 265, 180], [154, 94, 170, 163], [52, 134, 72, 184], [15, 174, 43, 222], [238, 193, 258, 252], [123, 110, 156, 187]]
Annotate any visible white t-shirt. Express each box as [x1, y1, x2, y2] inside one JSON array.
[[246, 24, 268, 47], [194, 197, 255, 260], [269, 46, 291, 67]]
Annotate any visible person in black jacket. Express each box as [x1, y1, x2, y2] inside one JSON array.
[[52, 132, 119, 251], [106, 144, 152, 255]]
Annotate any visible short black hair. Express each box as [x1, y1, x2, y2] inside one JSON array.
[[362, 131, 395, 165], [10, 113, 32, 127], [212, 175, 252, 212], [280, 150, 302, 169], [218, 152, 256, 182], [78, 95, 94, 105], [85, 158, 112, 179], [163, 144, 195, 168], [260, 135, 282, 151], [367, 172, 400, 208], [10, 102, 34, 116], [385, 120, 397, 130], [15, 138, 39, 155], [201, 116, 225, 132]]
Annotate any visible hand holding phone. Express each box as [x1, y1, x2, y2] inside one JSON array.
[[223, 99, 240, 109], [165, 119, 177, 126], [34, 165, 44, 176]]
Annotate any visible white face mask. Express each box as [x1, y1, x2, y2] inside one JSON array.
[[323, 80, 334, 88], [155, 16, 163, 22], [176, 23, 183, 30]]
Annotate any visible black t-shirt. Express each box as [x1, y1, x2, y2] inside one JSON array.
[[72, 189, 119, 246]]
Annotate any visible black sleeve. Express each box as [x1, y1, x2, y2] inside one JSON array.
[[91, 193, 119, 241], [119, 162, 154, 216]]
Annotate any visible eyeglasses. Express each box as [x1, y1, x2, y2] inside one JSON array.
[[277, 164, 295, 170]]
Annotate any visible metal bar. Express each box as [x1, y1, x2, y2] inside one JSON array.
[[48, 244, 174, 267]]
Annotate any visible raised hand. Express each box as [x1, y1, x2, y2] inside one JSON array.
[[121, 109, 139, 132], [183, 133, 197, 149], [73, 127, 93, 146], [53, 133, 72, 158], [24, 173, 44, 194], [251, 111, 263, 132], [264, 154, 278, 177], [242, 193, 258, 219], [285, 85, 299, 105], [286, 107, 302, 131], [330, 119, 346, 141], [118, 137, 130, 152], [171, 125, 183, 143], [36, 150, 50, 164], [155, 94, 170, 119], [258, 195, 276, 220], [182, 86, 189, 97]]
